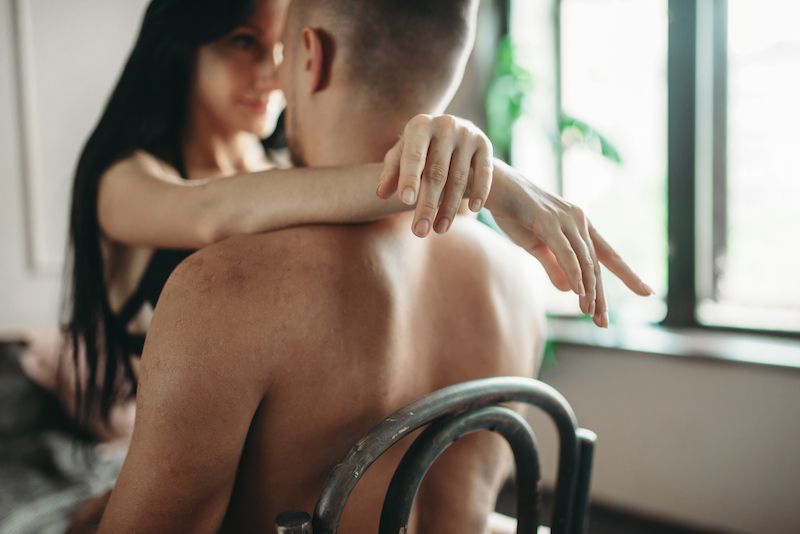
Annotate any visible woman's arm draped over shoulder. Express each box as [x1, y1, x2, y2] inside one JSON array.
[[98, 153, 402, 249], [97, 115, 494, 249]]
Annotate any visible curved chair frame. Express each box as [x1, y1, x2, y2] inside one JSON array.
[[275, 376, 596, 534], [379, 405, 541, 533]]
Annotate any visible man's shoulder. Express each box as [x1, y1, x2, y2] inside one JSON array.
[[446, 218, 547, 355], [153, 229, 344, 377], [164, 225, 375, 324], [172, 227, 344, 288], [169, 217, 544, 301], [445, 217, 545, 290]]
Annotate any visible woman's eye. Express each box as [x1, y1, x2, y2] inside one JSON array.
[[231, 34, 258, 50]]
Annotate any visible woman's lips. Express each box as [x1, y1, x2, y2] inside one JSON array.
[[241, 100, 268, 114]]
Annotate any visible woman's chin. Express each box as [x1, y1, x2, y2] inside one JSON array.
[[259, 112, 282, 139], [234, 118, 267, 137], [232, 110, 280, 138]]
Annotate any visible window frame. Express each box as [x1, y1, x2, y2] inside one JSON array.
[[503, 0, 799, 340]]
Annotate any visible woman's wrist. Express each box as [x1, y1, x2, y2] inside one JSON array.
[[484, 158, 524, 219]]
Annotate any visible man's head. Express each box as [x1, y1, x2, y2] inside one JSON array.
[[279, 0, 478, 166]]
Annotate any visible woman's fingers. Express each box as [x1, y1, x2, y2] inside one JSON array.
[[537, 220, 586, 296], [379, 114, 497, 236], [433, 147, 472, 234], [395, 116, 434, 206], [575, 217, 607, 325], [592, 260, 608, 327], [467, 137, 493, 213], [413, 137, 455, 237], [376, 138, 403, 199], [563, 224, 597, 315], [528, 246, 573, 292], [432, 133, 493, 234], [590, 224, 654, 296]]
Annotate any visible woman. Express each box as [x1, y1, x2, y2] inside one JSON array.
[[24, 0, 650, 446]]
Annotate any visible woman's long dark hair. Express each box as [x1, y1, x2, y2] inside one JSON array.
[[63, 0, 263, 426]]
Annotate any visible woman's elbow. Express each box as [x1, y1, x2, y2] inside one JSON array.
[[195, 212, 239, 246], [193, 191, 237, 246]]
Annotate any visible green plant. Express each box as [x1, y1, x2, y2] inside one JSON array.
[[485, 36, 534, 161], [559, 113, 622, 164], [483, 35, 624, 370], [540, 338, 559, 373], [485, 35, 622, 164]]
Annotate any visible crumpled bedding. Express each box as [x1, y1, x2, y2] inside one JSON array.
[[0, 343, 123, 534]]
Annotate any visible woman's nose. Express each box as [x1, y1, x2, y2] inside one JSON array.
[[255, 62, 278, 91], [255, 44, 283, 90]]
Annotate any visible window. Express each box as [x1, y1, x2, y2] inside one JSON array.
[[508, 0, 799, 335], [696, 0, 800, 333]]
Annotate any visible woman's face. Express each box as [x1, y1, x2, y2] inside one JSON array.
[[192, 0, 289, 138]]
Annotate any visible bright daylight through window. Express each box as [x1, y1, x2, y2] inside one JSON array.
[[510, 0, 799, 334]]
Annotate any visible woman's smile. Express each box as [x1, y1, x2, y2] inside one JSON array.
[[240, 98, 268, 114]]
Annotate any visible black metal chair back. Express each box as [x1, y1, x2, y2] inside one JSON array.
[[275, 376, 596, 534]]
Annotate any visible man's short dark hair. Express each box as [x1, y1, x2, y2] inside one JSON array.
[[291, 0, 476, 106]]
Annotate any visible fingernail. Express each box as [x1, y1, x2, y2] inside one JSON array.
[[401, 187, 416, 205], [434, 218, 450, 233], [602, 312, 609, 328], [642, 282, 655, 295], [577, 284, 586, 297], [376, 183, 384, 197], [589, 302, 595, 316], [414, 219, 430, 237], [469, 198, 483, 212]]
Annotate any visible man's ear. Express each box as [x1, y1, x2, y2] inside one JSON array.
[[300, 26, 333, 94]]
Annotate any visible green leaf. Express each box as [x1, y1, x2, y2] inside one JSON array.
[[485, 36, 534, 159], [541, 339, 558, 373], [559, 113, 622, 164]]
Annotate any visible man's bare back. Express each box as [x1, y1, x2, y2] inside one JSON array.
[[97, 211, 544, 533], [218, 211, 544, 532]]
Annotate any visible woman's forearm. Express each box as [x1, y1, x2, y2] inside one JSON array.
[[483, 158, 517, 216], [202, 163, 410, 243], [100, 116, 493, 249]]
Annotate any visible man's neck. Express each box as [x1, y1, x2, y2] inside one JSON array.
[[303, 94, 428, 167]]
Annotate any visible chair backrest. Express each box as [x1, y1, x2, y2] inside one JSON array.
[[275, 376, 596, 534]]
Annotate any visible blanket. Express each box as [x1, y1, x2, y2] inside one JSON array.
[[0, 343, 123, 534]]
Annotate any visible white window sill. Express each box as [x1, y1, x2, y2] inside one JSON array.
[[547, 317, 800, 370]]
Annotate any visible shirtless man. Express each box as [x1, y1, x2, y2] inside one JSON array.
[[86, 1, 643, 532]]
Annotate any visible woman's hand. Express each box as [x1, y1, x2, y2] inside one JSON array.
[[486, 160, 654, 328], [374, 116, 652, 328], [376, 114, 493, 237]]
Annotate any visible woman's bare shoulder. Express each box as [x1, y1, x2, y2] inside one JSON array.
[[102, 150, 184, 185]]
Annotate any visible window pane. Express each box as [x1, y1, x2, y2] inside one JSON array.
[[509, 0, 561, 195], [555, 0, 668, 322], [699, 0, 800, 332]]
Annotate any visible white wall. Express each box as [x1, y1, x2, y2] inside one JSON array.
[[527, 345, 800, 534], [0, 0, 148, 332]]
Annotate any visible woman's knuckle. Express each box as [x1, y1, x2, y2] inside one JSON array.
[[477, 160, 493, 176], [404, 147, 426, 164], [426, 163, 448, 184], [450, 169, 469, 187], [419, 199, 438, 213], [410, 113, 431, 126], [435, 114, 458, 131], [569, 205, 587, 222]]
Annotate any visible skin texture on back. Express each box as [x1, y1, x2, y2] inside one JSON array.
[[97, 210, 544, 534]]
